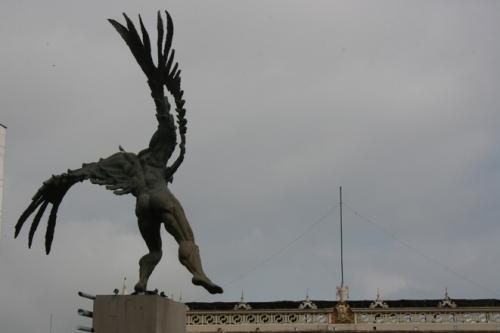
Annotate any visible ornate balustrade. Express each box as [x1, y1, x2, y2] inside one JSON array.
[[187, 309, 331, 326], [355, 308, 500, 325], [186, 307, 500, 331]]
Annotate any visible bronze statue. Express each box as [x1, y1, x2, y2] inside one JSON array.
[[15, 11, 223, 295]]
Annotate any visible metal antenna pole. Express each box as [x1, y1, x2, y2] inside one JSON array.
[[49, 313, 53, 333], [340, 186, 344, 287]]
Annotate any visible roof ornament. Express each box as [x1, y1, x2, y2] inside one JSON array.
[[299, 289, 317, 309], [369, 288, 388, 308], [336, 285, 349, 303], [234, 291, 252, 310], [438, 288, 457, 308], [334, 285, 353, 323]]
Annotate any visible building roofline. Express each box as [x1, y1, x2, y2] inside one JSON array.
[[186, 299, 500, 311], [0, 123, 6, 129]]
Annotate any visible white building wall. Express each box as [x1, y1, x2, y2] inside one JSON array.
[[0, 124, 6, 236]]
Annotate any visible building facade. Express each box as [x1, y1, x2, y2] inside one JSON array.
[[186, 293, 500, 332]]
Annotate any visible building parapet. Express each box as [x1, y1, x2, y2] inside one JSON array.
[[186, 301, 500, 332]]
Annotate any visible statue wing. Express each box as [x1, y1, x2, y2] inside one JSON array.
[[15, 152, 144, 254], [81, 151, 145, 195], [108, 11, 187, 179]]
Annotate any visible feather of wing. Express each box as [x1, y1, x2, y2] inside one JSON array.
[[45, 201, 61, 254], [77, 152, 144, 196], [28, 200, 49, 248], [160, 11, 174, 69], [157, 11, 165, 66], [138, 15, 154, 72], [165, 49, 175, 79], [15, 197, 44, 238], [109, 16, 153, 77]]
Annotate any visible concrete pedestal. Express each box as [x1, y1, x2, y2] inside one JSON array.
[[93, 295, 186, 333]]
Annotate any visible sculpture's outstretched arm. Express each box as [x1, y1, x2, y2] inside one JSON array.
[[109, 12, 187, 174]]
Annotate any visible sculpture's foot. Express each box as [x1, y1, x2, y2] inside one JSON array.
[[134, 279, 147, 293], [192, 275, 223, 294], [131, 288, 158, 296]]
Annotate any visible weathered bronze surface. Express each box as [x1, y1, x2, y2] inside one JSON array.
[[15, 11, 223, 295]]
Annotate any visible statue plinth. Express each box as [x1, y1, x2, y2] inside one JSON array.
[[93, 295, 186, 333]]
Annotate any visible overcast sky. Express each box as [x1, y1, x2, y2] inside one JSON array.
[[1, 0, 500, 332]]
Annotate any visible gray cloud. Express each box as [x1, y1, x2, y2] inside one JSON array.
[[2, 0, 500, 332]]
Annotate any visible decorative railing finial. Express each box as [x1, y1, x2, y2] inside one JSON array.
[[299, 290, 317, 310], [369, 288, 389, 308], [234, 291, 252, 310], [438, 287, 457, 308]]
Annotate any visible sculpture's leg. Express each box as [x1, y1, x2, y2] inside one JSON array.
[[178, 239, 223, 294], [162, 194, 223, 294], [134, 218, 162, 293]]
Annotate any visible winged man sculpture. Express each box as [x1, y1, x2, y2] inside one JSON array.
[[15, 11, 223, 294]]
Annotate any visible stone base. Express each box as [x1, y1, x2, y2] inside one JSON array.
[[93, 295, 186, 333]]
